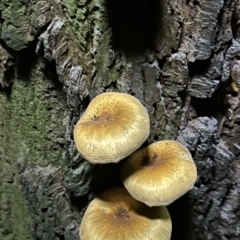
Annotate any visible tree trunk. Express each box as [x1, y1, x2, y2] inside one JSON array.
[[0, 0, 239, 240]]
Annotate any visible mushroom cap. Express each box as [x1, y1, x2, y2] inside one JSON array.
[[121, 140, 197, 207], [79, 187, 172, 240], [74, 92, 150, 164]]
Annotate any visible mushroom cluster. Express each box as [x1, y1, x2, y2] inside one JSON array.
[[74, 92, 197, 240]]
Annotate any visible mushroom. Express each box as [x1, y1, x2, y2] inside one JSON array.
[[74, 92, 150, 164], [79, 187, 172, 240], [121, 140, 197, 207]]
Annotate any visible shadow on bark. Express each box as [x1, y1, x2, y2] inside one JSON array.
[[168, 194, 192, 240], [90, 161, 125, 195], [105, 0, 164, 55]]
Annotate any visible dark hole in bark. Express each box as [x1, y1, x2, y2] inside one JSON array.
[[70, 193, 89, 213], [41, 207, 48, 213], [193, 0, 200, 6], [82, 95, 91, 110], [0, 11, 3, 23], [43, 59, 63, 91], [153, 134, 158, 141], [178, 89, 187, 101], [191, 83, 229, 118], [158, 55, 168, 71], [17, 39, 38, 79], [188, 59, 211, 76], [0, 65, 14, 97], [105, 0, 163, 55], [55, 233, 65, 240]]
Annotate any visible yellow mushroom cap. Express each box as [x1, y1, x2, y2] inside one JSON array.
[[79, 187, 172, 240], [121, 140, 197, 207], [74, 92, 150, 164]]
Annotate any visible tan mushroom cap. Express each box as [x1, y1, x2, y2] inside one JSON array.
[[121, 140, 197, 207], [80, 187, 172, 240], [74, 92, 150, 164]]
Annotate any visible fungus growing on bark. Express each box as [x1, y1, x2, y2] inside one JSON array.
[[79, 187, 172, 240], [121, 140, 197, 207], [74, 92, 150, 164]]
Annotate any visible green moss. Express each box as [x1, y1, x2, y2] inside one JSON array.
[[64, 0, 108, 51], [0, 58, 66, 240], [63, 0, 125, 93], [1, 0, 35, 50], [92, 31, 123, 90]]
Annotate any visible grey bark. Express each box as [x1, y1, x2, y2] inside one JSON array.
[[0, 0, 240, 240]]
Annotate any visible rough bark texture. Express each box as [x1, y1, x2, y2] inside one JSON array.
[[0, 0, 240, 240]]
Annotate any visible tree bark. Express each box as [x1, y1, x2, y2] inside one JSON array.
[[0, 0, 240, 240]]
